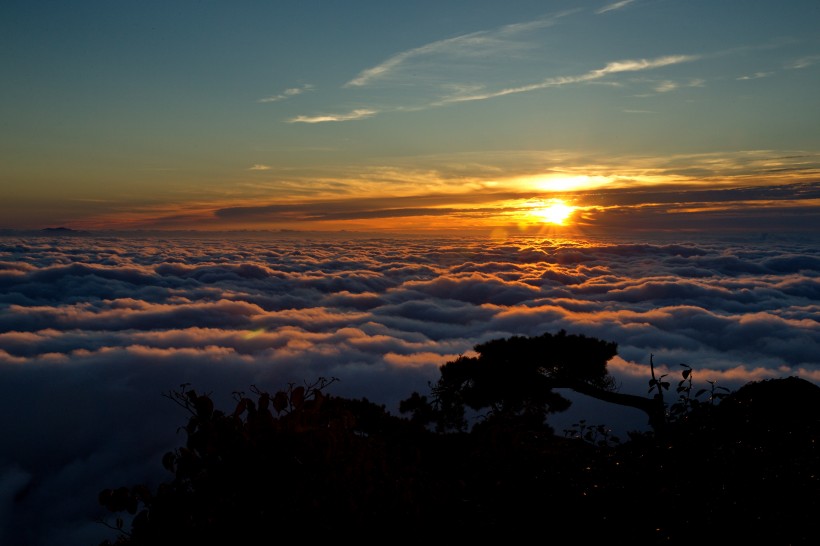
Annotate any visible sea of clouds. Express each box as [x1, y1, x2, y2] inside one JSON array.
[[1, 232, 819, 545]]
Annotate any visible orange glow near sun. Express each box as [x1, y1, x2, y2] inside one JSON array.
[[529, 200, 576, 225]]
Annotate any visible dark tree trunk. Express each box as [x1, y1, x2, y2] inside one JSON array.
[[552, 378, 666, 431]]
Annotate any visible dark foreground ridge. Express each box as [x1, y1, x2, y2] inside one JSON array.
[[97, 332, 820, 545]]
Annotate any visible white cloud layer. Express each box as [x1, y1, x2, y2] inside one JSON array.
[[0, 232, 818, 545]]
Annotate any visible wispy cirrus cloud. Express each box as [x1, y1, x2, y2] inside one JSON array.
[[653, 78, 704, 93], [442, 54, 699, 103], [786, 55, 820, 69], [258, 84, 314, 103], [248, 164, 272, 171], [737, 71, 774, 81], [293, 11, 702, 122], [287, 108, 378, 124], [654, 80, 679, 93], [596, 1, 636, 15], [291, 53, 699, 121], [591, 56, 699, 77], [344, 13, 572, 88]]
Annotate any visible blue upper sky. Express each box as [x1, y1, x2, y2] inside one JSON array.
[[2, 0, 819, 232]]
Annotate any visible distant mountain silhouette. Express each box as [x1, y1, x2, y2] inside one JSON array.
[[40, 227, 90, 235]]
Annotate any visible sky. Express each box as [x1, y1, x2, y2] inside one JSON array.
[[1, 2, 820, 545], [2, 0, 820, 233]]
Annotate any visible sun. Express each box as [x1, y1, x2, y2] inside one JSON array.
[[530, 200, 575, 225]]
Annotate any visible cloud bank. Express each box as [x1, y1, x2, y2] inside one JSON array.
[[1, 232, 818, 545]]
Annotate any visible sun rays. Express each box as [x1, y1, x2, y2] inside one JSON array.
[[527, 199, 576, 226]]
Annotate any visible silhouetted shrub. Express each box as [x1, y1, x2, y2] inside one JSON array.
[[98, 334, 820, 545]]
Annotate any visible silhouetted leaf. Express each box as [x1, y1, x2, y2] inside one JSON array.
[[272, 391, 288, 412], [292, 386, 305, 408], [194, 396, 213, 418]]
